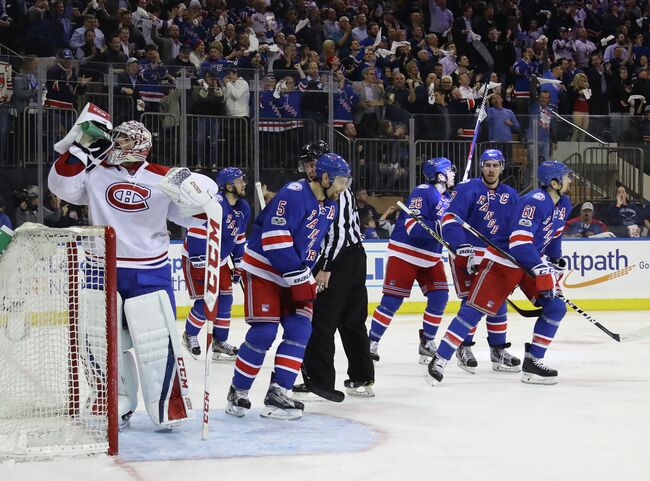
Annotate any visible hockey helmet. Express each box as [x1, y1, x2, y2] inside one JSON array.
[[537, 160, 574, 187], [216, 167, 245, 189], [423, 157, 455, 182], [109, 120, 152, 165], [315, 153, 351, 185], [299, 140, 330, 168], [480, 149, 505, 167]]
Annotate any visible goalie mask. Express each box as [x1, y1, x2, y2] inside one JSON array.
[[108, 121, 152, 165]]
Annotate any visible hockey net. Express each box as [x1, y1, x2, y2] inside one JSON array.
[[0, 223, 118, 459]]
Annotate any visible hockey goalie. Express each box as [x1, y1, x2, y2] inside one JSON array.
[[48, 103, 220, 429]]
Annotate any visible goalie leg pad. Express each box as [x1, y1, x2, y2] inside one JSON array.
[[124, 290, 194, 427]]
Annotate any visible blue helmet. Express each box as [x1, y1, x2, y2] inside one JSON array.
[[480, 149, 505, 167], [537, 160, 572, 187], [216, 167, 245, 189], [315, 153, 351, 182], [423, 157, 454, 182]]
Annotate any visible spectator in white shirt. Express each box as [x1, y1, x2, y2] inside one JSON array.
[[573, 27, 596, 68], [223, 67, 250, 118], [69, 15, 105, 50], [352, 14, 368, 42]]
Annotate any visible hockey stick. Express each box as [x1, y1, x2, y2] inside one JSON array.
[[448, 212, 650, 342], [202, 199, 223, 440], [255, 181, 267, 209], [549, 110, 606, 145], [300, 365, 345, 403], [396, 201, 541, 317], [462, 40, 495, 182]]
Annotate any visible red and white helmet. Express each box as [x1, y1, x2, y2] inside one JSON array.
[[108, 120, 152, 165]]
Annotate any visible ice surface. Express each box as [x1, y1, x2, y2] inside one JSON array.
[[2, 310, 649, 481]]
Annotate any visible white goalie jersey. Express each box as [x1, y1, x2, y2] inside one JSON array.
[[48, 153, 207, 269]]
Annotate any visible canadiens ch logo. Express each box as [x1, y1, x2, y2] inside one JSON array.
[[105, 182, 151, 212]]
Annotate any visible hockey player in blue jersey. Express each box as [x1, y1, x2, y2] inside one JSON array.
[[368, 157, 455, 364], [181, 167, 250, 361], [429, 160, 573, 385], [226, 153, 351, 420], [440, 149, 521, 373]]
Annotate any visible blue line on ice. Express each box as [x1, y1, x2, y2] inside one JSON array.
[[118, 410, 380, 461]]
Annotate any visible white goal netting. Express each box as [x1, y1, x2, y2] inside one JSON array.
[[0, 224, 117, 459]]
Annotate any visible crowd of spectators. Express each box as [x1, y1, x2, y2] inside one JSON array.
[[1, 0, 650, 217]]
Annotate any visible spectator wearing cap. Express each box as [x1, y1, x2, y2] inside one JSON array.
[[607, 185, 644, 237], [116, 57, 143, 121], [429, 0, 454, 41], [564, 202, 610, 237], [69, 15, 105, 50], [553, 27, 575, 61], [169, 44, 197, 78]]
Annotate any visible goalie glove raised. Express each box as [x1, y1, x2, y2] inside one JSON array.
[[158, 168, 219, 217], [69, 137, 115, 172]]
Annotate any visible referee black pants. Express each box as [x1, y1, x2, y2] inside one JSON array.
[[303, 244, 375, 388]]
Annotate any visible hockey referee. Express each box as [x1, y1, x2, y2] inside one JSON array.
[[295, 141, 375, 399]]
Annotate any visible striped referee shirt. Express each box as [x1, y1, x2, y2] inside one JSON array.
[[321, 187, 364, 271]]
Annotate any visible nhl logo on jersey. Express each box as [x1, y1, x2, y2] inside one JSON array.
[[487, 300, 494, 309], [106, 182, 152, 212], [261, 304, 270, 312]]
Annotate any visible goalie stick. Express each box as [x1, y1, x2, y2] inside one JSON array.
[[202, 199, 223, 440], [447, 212, 650, 342], [462, 40, 495, 182], [396, 201, 541, 317]]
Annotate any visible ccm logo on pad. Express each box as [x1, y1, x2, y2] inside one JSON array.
[[106, 182, 151, 212]]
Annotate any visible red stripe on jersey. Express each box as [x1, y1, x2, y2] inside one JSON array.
[[242, 251, 282, 276], [261, 234, 293, 246], [188, 227, 207, 236], [144, 163, 171, 176], [54, 151, 85, 177], [509, 234, 533, 244], [388, 242, 439, 262], [235, 358, 260, 376], [275, 355, 302, 371], [405, 218, 416, 233]]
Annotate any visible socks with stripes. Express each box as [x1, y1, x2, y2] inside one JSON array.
[[369, 294, 403, 342], [486, 303, 508, 346], [184, 301, 206, 337], [529, 297, 566, 359], [421, 290, 448, 341], [437, 304, 483, 361], [214, 292, 234, 343], [232, 322, 278, 391]]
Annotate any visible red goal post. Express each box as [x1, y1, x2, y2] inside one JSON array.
[[0, 224, 118, 459]]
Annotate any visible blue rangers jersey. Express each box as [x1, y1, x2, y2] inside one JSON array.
[[488, 189, 571, 270], [241, 179, 338, 286], [441, 178, 519, 258], [388, 184, 450, 267], [333, 81, 359, 127], [258, 88, 284, 132], [512, 58, 541, 100], [183, 194, 251, 266]]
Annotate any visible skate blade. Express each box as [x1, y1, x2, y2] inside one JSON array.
[[456, 360, 477, 374], [212, 352, 237, 362], [418, 354, 433, 365], [345, 386, 375, 398], [291, 391, 325, 402], [423, 372, 440, 386], [492, 362, 522, 373], [260, 406, 303, 420], [182, 346, 200, 361], [520, 373, 558, 385], [225, 404, 248, 418]]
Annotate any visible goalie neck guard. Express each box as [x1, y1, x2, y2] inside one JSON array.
[[109, 121, 152, 165]]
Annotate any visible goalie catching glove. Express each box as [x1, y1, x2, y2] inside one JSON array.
[[69, 137, 114, 172], [283, 267, 317, 302]]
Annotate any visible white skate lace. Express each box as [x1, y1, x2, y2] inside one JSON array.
[[187, 335, 200, 349], [532, 357, 552, 372]]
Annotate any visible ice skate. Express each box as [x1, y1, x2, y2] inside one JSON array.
[[292, 383, 319, 401], [418, 329, 437, 364], [260, 383, 305, 420], [225, 385, 251, 417], [369, 340, 380, 362], [455, 344, 478, 374], [490, 342, 521, 372], [182, 332, 201, 360], [425, 354, 447, 385], [212, 340, 238, 361], [521, 343, 558, 385], [344, 379, 375, 398]]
